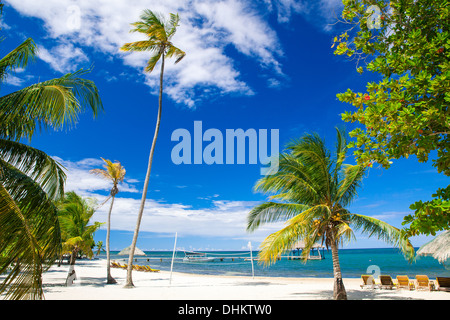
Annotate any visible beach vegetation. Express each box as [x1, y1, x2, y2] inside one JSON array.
[[247, 128, 415, 300], [333, 0, 449, 237], [120, 9, 185, 288], [0, 2, 103, 299], [90, 158, 126, 284], [57, 192, 103, 285]]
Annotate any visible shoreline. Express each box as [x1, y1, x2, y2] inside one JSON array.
[[37, 258, 450, 300]]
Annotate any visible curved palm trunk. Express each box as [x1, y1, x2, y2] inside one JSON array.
[[330, 239, 347, 300], [65, 247, 78, 286], [125, 54, 165, 288], [106, 192, 117, 284]]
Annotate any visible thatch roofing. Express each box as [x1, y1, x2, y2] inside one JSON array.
[[118, 245, 146, 256], [291, 240, 324, 250], [417, 230, 450, 264]]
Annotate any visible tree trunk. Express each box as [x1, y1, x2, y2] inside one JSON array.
[[125, 54, 165, 288], [330, 239, 347, 300], [66, 248, 78, 286], [106, 192, 117, 284]]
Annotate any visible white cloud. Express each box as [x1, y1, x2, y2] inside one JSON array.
[[54, 156, 280, 241], [264, 0, 343, 30], [37, 42, 89, 73], [5, 0, 285, 107], [4, 74, 24, 86], [54, 156, 140, 195]]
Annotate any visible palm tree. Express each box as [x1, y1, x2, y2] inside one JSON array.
[[120, 10, 185, 288], [57, 192, 103, 285], [90, 158, 126, 284], [0, 6, 103, 299], [247, 128, 415, 300], [95, 241, 105, 256]]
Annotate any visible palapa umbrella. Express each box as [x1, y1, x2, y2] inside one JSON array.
[[118, 245, 146, 256], [416, 230, 450, 264]]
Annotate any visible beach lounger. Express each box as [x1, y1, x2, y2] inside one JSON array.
[[133, 265, 145, 271], [379, 275, 395, 290], [144, 265, 160, 272], [396, 275, 414, 290], [138, 265, 148, 272], [436, 277, 450, 292], [360, 275, 377, 289], [415, 275, 433, 291]]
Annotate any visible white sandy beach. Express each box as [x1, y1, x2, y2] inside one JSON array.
[[39, 258, 449, 300]]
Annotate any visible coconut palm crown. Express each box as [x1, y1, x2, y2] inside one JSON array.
[[247, 128, 415, 300], [90, 158, 126, 284]]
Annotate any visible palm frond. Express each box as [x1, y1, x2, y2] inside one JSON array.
[[287, 134, 332, 201], [0, 69, 103, 141], [165, 45, 185, 64], [120, 40, 160, 53], [247, 202, 310, 232], [132, 10, 167, 41], [145, 51, 162, 73], [349, 213, 415, 261], [0, 139, 66, 200], [258, 221, 305, 266], [254, 154, 319, 204], [89, 158, 126, 184], [334, 164, 365, 207], [166, 13, 180, 39], [0, 38, 36, 83], [0, 160, 61, 300]]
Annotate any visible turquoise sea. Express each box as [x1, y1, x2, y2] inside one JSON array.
[[105, 248, 450, 279]]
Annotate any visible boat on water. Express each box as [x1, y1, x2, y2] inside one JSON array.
[[183, 251, 215, 262]]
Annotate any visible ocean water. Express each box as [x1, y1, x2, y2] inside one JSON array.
[[105, 248, 450, 279]]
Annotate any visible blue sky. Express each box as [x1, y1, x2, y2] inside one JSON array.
[[1, 0, 447, 251]]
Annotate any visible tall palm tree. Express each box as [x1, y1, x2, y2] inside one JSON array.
[[247, 128, 415, 300], [120, 10, 185, 288], [57, 192, 103, 285], [0, 5, 103, 299], [90, 158, 126, 284]]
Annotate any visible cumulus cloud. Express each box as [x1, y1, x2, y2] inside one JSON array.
[[5, 0, 285, 107], [54, 156, 140, 195], [37, 42, 89, 73], [55, 156, 280, 240]]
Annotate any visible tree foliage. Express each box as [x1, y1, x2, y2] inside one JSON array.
[[333, 0, 449, 236], [247, 128, 414, 299], [0, 3, 103, 299]]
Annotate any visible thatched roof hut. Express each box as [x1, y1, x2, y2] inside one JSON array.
[[118, 245, 146, 256], [417, 230, 450, 263], [291, 240, 324, 250]]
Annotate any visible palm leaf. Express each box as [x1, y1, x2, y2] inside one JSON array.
[[247, 202, 310, 232], [165, 45, 185, 64], [0, 38, 36, 83], [0, 69, 103, 141], [349, 213, 415, 261], [120, 40, 161, 52], [258, 221, 305, 265], [0, 139, 66, 200], [145, 51, 162, 73], [166, 13, 180, 39], [0, 160, 61, 300], [334, 164, 365, 207]]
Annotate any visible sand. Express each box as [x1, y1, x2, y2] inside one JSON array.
[[38, 258, 450, 300]]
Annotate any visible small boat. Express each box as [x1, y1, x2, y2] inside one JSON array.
[[183, 251, 214, 262]]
